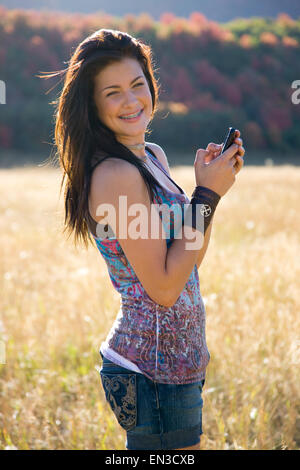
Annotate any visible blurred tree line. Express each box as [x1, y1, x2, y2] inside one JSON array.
[[0, 7, 300, 162]]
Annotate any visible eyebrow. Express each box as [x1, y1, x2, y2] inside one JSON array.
[[101, 75, 144, 93]]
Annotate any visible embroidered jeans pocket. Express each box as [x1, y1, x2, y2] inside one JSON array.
[[100, 372, 137, 431]]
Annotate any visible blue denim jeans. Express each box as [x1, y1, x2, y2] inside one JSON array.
[[99, 352, 205, 450]]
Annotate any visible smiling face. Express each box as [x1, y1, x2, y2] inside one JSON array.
[[93, 57, 153, 155]]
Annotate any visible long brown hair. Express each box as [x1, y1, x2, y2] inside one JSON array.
[[40, 28, 167, 249]]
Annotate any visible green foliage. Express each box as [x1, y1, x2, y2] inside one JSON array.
[[151, 108, 248, 152]]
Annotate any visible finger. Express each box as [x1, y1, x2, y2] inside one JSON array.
[[237, 146, 245, 157], [234, 137, 243, 146], [195, 148, 210, 166], [206, 151, 222, 163], [206, 142, 223, 153], [219, 143, 239, 161], [205, 143, 223, 163], [233, 155, 244, 174], [208, 151, 220, 163]]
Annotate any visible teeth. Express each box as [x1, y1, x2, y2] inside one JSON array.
[[120, 110, 142, 119]]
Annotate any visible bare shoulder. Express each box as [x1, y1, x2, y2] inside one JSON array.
[[91, 156, 140, 188], [89, 157, 145, 221], [92, 156, 130, 174], [146, 142, 171, 176]]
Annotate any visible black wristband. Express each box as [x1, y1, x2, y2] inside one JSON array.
[[183, 186, 221, 235]]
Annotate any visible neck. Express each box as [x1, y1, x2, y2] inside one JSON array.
[[125, 142, 147, 160], [126, 142, 145, 151]]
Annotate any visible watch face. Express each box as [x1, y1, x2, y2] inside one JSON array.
[[200, 204, 212, 217]]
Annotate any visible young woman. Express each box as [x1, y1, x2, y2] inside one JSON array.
[[49, 29, 244, 450]]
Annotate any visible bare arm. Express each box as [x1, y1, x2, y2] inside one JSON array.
[[147, 142, 213, 272]]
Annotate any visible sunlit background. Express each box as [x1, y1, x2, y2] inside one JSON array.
[[0, 0, 299, 450]]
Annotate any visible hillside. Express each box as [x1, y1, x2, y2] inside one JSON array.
[[1, 0, 300, 22]]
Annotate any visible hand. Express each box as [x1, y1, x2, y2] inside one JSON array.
[[230, 129, 245, 175], [204, 129, 245, 175], [194, 129, 245, 197]]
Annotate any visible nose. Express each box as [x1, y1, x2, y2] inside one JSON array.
[[123, 90, 140, 107]]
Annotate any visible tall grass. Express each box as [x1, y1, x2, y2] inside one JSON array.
[[0, 163, 299, 450]]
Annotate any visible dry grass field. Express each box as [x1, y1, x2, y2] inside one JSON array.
[[0, 163, 299, 450]]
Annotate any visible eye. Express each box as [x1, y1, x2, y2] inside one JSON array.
[[107, 91, 118, 97], [106, 82, 144, 97]]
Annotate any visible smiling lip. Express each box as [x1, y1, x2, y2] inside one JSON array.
[[119, 109, 143, 120]]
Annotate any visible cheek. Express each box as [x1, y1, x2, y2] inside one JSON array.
[[144, 86, 152, 101], [95, 99, 115, 122], [145, 90, 153, 111], [138, 91, 151, 114]]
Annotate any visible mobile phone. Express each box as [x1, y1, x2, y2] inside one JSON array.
[[221, 127, 236, 154]]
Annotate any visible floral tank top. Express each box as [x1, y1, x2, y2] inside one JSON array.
[[89, 146, 210, 384]]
